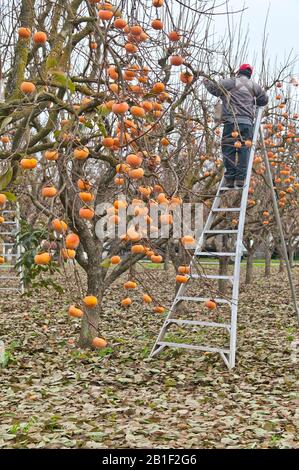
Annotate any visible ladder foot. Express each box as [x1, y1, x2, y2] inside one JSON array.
[[149, 343, 166, 358], [220, 351, 232, 369]]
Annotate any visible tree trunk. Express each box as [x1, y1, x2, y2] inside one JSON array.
[[164, 242, 169, 271], [168, 240, 191, 294], [288, 247, 295, 268], [279, 255, 285, 273], [218, 256, 229, 294], [78, 265, 103, 348], [245, 251, 254, 284], [264, 248, 271, 277], [217, 234, 230, 294]]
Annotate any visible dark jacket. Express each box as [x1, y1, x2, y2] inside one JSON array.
[[203, 74, 268, 125]]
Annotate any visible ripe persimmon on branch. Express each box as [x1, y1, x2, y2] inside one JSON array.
[[0, 0, 298, 349]]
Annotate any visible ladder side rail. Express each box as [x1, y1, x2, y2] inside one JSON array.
[[259, 127, 299, 323], [149, 177, 225, 357], [0, 206, 23, 294], [15, 203, 24, 295], [229, 106, 264, 368]]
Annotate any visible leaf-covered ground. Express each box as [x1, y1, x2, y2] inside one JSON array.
[[0, 265, 298, 449]]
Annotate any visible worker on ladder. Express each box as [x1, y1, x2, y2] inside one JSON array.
[[203, 64, 268, 188]]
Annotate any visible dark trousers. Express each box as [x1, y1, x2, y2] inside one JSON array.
[[221, 122, 253, 181]]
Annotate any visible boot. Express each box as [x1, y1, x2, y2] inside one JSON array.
[[224, 178, 234, 188]]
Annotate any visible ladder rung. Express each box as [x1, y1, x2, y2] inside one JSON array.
[[176, 296, 231, 304], [205, 230, 238, 234], [190, 274, 233, 280], [157, 341, 230, 355], [0, 287, 21, 290], [166, 319, 231, 329], [0, 255, 18, 258], [220, 187, 242, 191], [212, 208, 240, 212], [195, 252, 236, 257], [0, 276, 19, 279]]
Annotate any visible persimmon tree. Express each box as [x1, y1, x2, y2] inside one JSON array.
[[0, 0, 234, 348], [0, 0, 298, 349]]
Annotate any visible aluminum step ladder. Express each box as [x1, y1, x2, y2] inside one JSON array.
[[0, 204, 24, 294], [150, 107, 265, 368]]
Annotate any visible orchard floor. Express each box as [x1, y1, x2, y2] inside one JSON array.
[[0, 265, 298, 449]]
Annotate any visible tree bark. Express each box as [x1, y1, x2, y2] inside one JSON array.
[[279, 255, 285, 273], [264, 248, 271, 277], [218, 256, 229, 294], [288, 247, 295, 268], [78, 265, 103, 348], [164, 241, 169, 271], [245, 251, 254, 284], [218, 234, 230, 294], [6, 0, 36, 99]]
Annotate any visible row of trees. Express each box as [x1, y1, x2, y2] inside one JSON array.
[[0, 0, 298, 347]]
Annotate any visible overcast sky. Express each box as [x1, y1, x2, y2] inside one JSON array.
[[211, 0, 298, 74]]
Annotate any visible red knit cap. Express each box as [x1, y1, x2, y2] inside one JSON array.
[[239, 64, 253, 74]]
